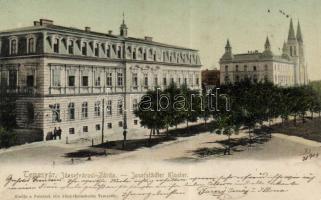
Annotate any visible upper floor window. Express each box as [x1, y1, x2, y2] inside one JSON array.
[[117, 46, 121, 58], [196, 77, 200, 86], [106, 72, 112, 87], [117, 100, 123, 115], [68, 40, 74, 54], [106, 100, 112, 115], [95, 43, 99, 57], [51, 103, 61, 122], [133, 99, 138, 111], [68, 75, 75, 87], [82, 102, 88, 119], [244, 65, 248, 72], [264, 65, 268, 71], [9, 70, 17, 88], [68, 103, 75, 120], [132, 73, 138, 87], [133, 49, 136, 59], [94, 101, 101, 117], [144, 74, 148, 86], [10, 38, 18, 55], [53, 38, 59, 53], [28, 37, 35, 54], [163, 77, 167, 86], [154, 75, 158, 86], [82, 42, 87, 56], [225, 65, 228, 72], [117, 72, 123, 87], [52, 68, 61, 87], [235, 65, 239, 72], [253, 66, 257, 71], [106, 45, 111, 58], [94, 71, 101, 86], [82, 76, 89, 87]]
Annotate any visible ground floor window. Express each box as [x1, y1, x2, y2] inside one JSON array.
[[107, 123, 112, 129], [96, 124, 101, 131], [118, 121, 123, 127], [134, 120, 138, 125], [83, 126, 88, 133], [69, 128, 75, 134]]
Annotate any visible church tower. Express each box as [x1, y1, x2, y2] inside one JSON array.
[[296, 21, 307, 84], [263, 36, 273, 57], [120, 13, 128, 37], [286, 19, 300, 85], [221, 39, 233, 60]]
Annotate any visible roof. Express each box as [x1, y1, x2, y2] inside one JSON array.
[[0, 21, 197, 51]]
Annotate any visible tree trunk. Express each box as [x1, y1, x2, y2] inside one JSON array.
[[248, 127, 252, 147], [319, 111, 321, 118], [294, 115, 297, 126], [149, 129, 152, 146], [302, 113, 306, 123], [227, 134, 231, 155], [186, 121, 189, 128], [311, 111, 314, 119]]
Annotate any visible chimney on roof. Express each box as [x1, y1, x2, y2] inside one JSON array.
[[39, 19, 53, 26], [108, 30, 113, 35], [85, 27, 91, 32], [144, 36, 153, 41], [33, 21, 41, 26]]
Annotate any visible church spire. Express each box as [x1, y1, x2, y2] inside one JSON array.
[[264, 36, 271, 50], [225, 39, 231, 53], [288, 18, 296, 40], [120, 12, 128, 37], [296, 21, 303, 43]]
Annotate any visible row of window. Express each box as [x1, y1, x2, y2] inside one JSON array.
[[49, 36, 199, 65], [52, 69, 199, 88], [52, 70, 123, 87], [68, 119, 139, 134], [51, 100, 124, 122], [225, 65, 269, 72], [7, 36, 36, 55]]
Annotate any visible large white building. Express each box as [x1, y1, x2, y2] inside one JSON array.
[[220, 19, 308, 87], [0, 18, 201, 141]]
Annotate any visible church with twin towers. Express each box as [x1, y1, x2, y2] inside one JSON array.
[[220, 19, 308, 87]]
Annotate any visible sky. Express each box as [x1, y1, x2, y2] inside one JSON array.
[[0, 0, 320, 80]]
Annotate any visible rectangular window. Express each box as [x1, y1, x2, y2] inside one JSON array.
[[53, 38, 59, 53], [106, 72, 112, 87], [134, 120, 138, 125], [69, 128, 75, 135], [118, 121, 123, 127], [8, 71, 17, 88], [163, 77, 167, 86], [118, 100, 123, 115], [68, 103, 75, 120], [52, 69, 61, 87], [132, 73, 138, 87], [106, 100, 112, 115], [184, 78, 187, 85], [51, 103, 60, 122], [154, 76, 158, 86], [68, 76, 75, 87], [68, 40, 74, 54], [82, 42, 87, 56], [95, 43, 99, 56], [27, 75, 34, 87], [82, 76, 88, 87], [94, 72, 101, 86], [106, 45, 111, 58], [96, 124, 100, 131], [82, 102, 88, 119], [10, 39, 17, 55], [94, 101, 101, 117], [196, 78, 199, 85], [133, 99, 138, 111], [107, 123, 112, 129], [117, 72, 123, 86], [144, 74, 148, 86], [83, 126, 88, 133], [170, 78, 174, 84]]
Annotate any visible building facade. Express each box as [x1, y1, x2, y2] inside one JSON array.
[[220, 19, 308, 87], [0, 18, 201, 141]]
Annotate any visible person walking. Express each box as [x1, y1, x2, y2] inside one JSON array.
[[57, 127, 62, 140], [53, 127, 57, 140]]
